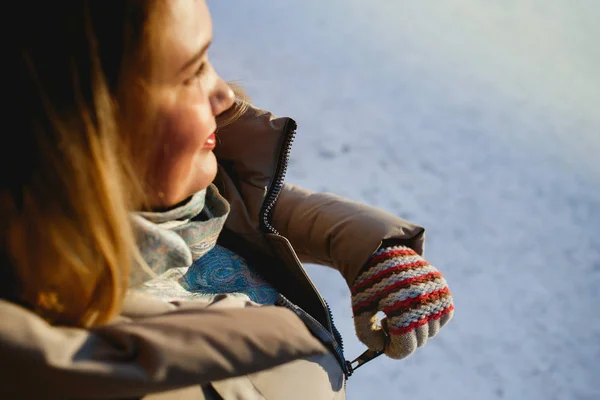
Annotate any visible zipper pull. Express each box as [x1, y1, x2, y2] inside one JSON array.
[[347, 320, 389, 376], [346, 348, 384, 376]]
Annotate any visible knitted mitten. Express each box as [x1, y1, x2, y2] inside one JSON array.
[[351, 245, 454, 360]]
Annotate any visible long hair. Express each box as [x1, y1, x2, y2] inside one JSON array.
[[0, 1, 165, 327]]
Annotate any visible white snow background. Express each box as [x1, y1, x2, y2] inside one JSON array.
[[207, 1, 600, 399]]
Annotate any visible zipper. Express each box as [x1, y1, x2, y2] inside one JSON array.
[[259, 118, 297, 237], [258, 118, 352, 378], [324, 299, 344, 355], [275, 295, 349, 377]]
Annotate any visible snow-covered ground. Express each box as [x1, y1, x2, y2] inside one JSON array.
[[208, 1, 600, 399]]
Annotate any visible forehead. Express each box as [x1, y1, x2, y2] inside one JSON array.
[[157, 0, 212, 73]]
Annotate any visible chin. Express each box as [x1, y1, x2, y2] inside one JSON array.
[[149, 154, 218, 209], [190, 151, 218, 193]]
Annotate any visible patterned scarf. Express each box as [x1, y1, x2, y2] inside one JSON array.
[[130, 184, 277, 304]]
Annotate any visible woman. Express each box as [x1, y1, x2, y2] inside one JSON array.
[[0, 1, 453, 398]]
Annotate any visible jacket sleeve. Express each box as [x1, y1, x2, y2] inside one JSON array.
[[271, 184, 426, 286], [0, 294, 327, 399]]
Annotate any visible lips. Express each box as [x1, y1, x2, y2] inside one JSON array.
[[203, 133, 216, 150]]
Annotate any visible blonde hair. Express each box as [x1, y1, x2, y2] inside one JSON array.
[[1, 1, 165, 327], [2, 1, 250, 327]]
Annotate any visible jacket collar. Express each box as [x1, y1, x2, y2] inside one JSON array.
[[213, 104, 296, 242]]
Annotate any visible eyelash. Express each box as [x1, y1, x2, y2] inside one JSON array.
[[184, 63, 207, 86]]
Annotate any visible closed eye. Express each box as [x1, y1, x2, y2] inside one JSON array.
[[183, 62, 207, 86]]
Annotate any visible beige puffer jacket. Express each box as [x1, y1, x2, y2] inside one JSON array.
[[0, 104, 425, 399]]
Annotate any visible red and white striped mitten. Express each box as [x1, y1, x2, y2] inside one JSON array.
[[351, 245, 454, 359]]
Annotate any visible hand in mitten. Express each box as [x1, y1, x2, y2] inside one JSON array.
[[351, 245, 454, 359]]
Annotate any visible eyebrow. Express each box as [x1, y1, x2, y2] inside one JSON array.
[[179, 40, 212, 74]]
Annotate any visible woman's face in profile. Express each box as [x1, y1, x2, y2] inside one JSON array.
[[141, 0, 234, 209]]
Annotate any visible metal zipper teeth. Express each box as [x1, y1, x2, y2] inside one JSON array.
[[324, 299, 353, 378], [259, 119, 335, 331], [259, 118, 349, 376], [275, 295, 349, 377], [325, 300, 344, 351], [260, 118, 297, 236]]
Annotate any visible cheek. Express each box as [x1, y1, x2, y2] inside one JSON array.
[[160, 106, 209, 156], [147, 102, 215, 201], [151, 74, 214, 165]]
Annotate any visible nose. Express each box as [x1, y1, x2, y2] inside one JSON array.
[[210, 78, 235, 117]]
